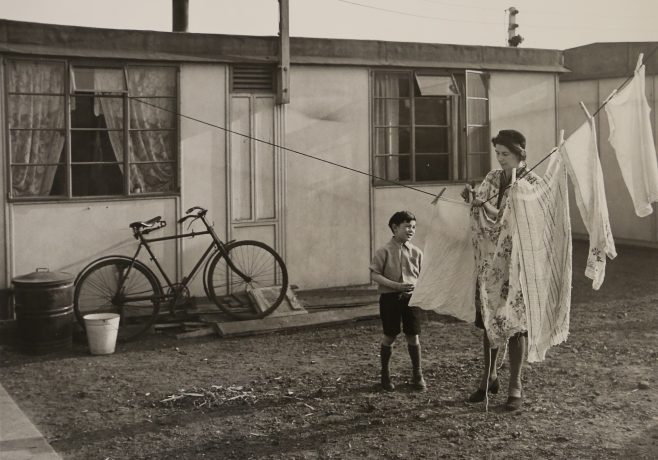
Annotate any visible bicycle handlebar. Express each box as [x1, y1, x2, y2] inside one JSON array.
[[185, 206, 207, 215]]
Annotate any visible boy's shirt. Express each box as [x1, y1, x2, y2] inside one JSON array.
[[369, 238, 423, 294]]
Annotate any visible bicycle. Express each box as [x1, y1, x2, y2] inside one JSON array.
[[73, 206, 289, 341]]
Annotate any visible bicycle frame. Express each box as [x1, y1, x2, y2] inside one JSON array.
[[118, 214, 250, 304]]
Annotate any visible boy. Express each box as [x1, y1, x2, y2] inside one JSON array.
[[369, 211, 426, 391]]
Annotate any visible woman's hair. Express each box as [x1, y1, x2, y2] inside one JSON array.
[[491, 129, 526, 161], [388, 211, 416, 231]]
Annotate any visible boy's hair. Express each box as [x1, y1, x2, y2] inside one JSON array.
[[388, 211, 416, 231]]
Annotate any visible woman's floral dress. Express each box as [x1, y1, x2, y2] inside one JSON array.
[[471, 168, 539, 347]]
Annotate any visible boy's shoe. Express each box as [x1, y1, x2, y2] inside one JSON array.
[[381, 374, 395, 391], [412, 372, 427, 391], [407, 344, 426, 391]]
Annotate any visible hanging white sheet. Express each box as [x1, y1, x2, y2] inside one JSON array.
[[604, 64, 658, 217], [411, 199, 476, 323], [560, 118, 616, 290]]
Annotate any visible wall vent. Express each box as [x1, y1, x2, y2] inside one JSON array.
[[231, 65, 275, 92]]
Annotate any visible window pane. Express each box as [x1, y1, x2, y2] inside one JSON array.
[[467, 99, 488, 125], [415, 97, 449, 125], [8, 60, 65, 93], [374, 98, 410, 126], [467, 126, 490, 154], [11, 165, 66, 197], [415, 127, 449, 153], [8, 95, 65, 128], [467, 154, 489, 180], [373, 73, 410, 98], [72, 164, 124, 196], [129, 131, 175, 162], [72, 68, 125, 92], [466, 72, 487, 98], [130, 98, 176, 129], [374, 155, 411, 182], [9, 130, 65, 164], [127, 66, 177, 96], [415, 75, 459, 96], [71, 96, 124, 129], [374, 127, 411, 154], [72, 131, 124, 163], [415, 155, 450, 181], [130, 163, 176, 194]]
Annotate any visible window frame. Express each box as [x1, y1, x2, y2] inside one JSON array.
[[370, 68, 490, 186], [4, 58, 181, 202]]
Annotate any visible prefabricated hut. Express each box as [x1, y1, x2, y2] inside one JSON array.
[[0, 19, 566, 317]]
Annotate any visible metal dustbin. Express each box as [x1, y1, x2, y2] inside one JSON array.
[[12, 269, 75, 354]]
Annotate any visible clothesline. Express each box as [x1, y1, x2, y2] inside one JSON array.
[[131, 43, 657, 207], [483, 44, 658, 206]]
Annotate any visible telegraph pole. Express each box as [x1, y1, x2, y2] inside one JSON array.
[[507, 7, 524, 47]]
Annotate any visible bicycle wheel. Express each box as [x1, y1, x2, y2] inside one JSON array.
[[206, 240, 288, 319], [74, 257, 163, 342]]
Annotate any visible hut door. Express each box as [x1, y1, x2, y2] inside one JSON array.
[[228, 94, 285, 257]]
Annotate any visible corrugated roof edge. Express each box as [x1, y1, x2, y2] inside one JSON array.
[[0, 19, 567, 73]]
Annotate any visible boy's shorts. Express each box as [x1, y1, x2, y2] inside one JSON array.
[[379, 292, 422, 337]]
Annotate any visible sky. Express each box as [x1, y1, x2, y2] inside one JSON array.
[[0, 0, 656, 50]]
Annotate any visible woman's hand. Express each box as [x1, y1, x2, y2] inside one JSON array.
[[461, 184, 475, 203], [482, 201, 498, 219]]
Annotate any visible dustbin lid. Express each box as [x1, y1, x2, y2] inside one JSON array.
[[12, 269, 74, 287]]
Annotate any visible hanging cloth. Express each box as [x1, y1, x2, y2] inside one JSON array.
[[507, 153, 573, 362], [411, 199, 476, 322], [560, 117, 616, 290], [604, 63, 658, 217]]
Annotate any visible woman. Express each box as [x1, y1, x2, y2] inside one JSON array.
[[461, 129, 534, 412]]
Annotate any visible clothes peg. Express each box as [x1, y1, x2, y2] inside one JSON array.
[[602, 89, 618, 106], [558, 129, 565, 146], [579, 101, 592, 119], [431, 187, 447, 205], [635, 53, 644, 72], [512, 167, 517, 183]]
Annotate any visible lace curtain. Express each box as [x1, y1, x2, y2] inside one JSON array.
[[128, 66, 176, 193], [95, 66, 176, 193], [8, 61, 66, 197]]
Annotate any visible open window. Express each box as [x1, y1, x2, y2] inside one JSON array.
[[372, 69, 489, 184]]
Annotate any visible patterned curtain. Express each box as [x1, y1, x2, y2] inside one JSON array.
[[374, 74, 401, 180], [127, 66, 176, 193], [8, 61, 65, 197]]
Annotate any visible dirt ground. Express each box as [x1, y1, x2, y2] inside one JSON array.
[[1, 240, 657, 459]]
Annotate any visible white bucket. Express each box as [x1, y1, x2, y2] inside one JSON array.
[[83, 313, 120, 355]]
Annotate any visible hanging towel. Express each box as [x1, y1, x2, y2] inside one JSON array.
[[507, 154, 573, 362], [560, 118, 616, 290], [604, 65, 658, 217], [411, 199, 476, 322]]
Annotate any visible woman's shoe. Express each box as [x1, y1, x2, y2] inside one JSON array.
[[504, 395, 523, 411], [467, 378, 500, 403]]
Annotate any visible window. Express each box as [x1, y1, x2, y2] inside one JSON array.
[[6, 59, 178, 199], [371, 70, 489, 184]]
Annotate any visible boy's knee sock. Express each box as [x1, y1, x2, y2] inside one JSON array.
[[380, 344, 394, 390], [407, 344, 427, 389], [381, 344, 392, 375]]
